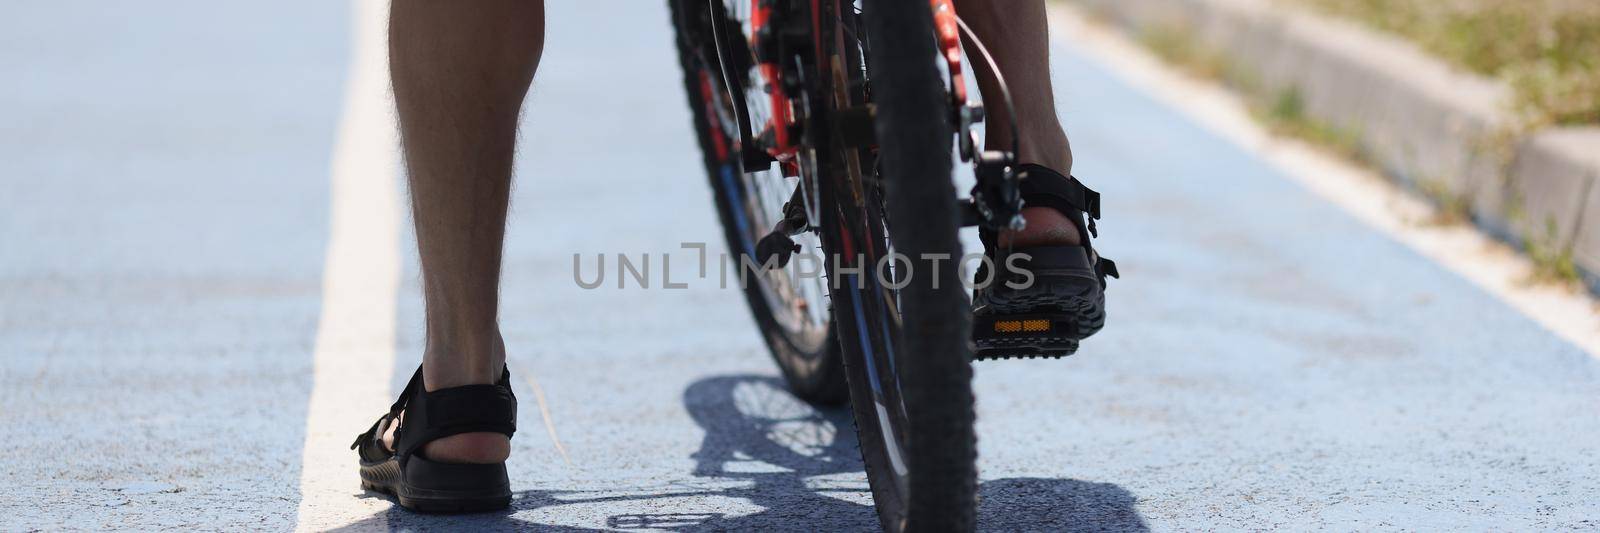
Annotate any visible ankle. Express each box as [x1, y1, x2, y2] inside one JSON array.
[[1014, 124, 1073, 176], [423, 330, 507, 390]]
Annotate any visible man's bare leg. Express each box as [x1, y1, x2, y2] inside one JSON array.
[[383, 0, 545, 464], [955, 0, 1082, 248]]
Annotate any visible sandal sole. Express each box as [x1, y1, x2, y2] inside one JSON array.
[[360, 457, 511, 513]]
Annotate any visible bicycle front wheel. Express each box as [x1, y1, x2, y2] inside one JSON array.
[[816, 0, 977, 530]]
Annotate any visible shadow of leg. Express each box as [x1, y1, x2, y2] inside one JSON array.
[[978, 477, 1147, 532]]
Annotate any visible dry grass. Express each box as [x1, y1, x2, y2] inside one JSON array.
[[1287, 0, 1600, 126], [1127, 1, 1591, 285]]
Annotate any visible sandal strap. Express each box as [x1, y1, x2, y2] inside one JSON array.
[[1017, 164, 1101, 237], [979, 164, 1120, 286], [348, 368, 428, 454], [1097, 257, 1120, 280], [353, 365, 518, 465], [350, 412, 397, 462]]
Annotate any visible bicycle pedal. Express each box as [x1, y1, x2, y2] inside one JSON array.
[[754, 230, 800, 269], [970, 313, 1081, 361]]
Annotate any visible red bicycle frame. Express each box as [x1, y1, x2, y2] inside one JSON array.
[[742, 0, 969, 176]]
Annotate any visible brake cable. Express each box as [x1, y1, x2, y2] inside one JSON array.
[[954, 15, 1020, 160], [954, 15, 1025, 269]]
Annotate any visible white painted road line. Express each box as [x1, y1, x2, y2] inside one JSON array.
[[294, 1, 401, 530], [1046, 4, 1600, 359]]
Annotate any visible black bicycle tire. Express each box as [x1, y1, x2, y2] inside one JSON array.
[[818, 0, 978, 530]]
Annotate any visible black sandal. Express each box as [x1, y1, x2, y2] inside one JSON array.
[[351, 365, 517, 512], [971, 164, 1119, 359]]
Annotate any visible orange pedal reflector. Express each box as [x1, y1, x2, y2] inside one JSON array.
[[993, 319, 1052, 333]]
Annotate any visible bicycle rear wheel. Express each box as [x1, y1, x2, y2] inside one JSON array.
[[669, 0, 848, 404], [816, 1, 977, 530]]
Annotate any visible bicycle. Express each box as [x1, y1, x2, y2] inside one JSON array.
[[669, 0, 1049, 529]]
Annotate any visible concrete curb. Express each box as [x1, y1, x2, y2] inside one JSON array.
[[1067, 0, 1600, 291]]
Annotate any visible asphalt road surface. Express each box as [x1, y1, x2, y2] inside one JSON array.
[[3, 2, 1597, 531]]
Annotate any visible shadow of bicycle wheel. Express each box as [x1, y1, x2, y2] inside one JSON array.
[[330, 374, 1145, 532]]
